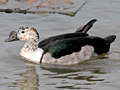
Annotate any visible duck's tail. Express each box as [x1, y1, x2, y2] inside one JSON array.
[[104, 35, 116, 43], [76, 19, 97, 33]]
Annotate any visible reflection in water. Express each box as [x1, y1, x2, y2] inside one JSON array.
[[9, 56, 114, 90], [40, 62, 107, 90], [12, 63, 39, 90]]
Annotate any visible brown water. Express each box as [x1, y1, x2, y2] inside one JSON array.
[[1, 0, 120, 90]]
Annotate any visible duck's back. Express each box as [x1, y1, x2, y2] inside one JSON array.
[[43, 36, 110, 59], [38, 33, 88, 49]]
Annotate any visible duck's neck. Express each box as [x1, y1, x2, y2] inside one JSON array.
[[23, 39, 39, 52], [20, 39, 44, 64]]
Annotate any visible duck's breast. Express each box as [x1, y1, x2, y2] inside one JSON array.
[[20, 48, 44, 64]]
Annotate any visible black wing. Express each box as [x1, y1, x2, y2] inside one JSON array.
[[43, 36, 110, 59], [76, 19, 97, 33], [38, 33, 88, 49], [39, 19, 97, 49]]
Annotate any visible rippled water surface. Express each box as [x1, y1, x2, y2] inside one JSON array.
[[1, 0, 120, 90]]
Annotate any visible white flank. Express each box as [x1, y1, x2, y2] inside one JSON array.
[[20, 48, 44, 64], [42, 45, 97, 65]]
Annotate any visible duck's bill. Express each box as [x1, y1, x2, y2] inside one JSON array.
[[5, 37, 19, 42], [5, 31, 19, 42]]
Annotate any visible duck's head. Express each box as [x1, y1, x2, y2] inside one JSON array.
[[5, 27, 39, 42]]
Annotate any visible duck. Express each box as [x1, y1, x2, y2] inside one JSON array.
[[5, 27, 116, 65], [5, 21, 116, 65]]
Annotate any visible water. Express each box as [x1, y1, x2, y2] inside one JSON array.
[[1, 0, 120, 90]]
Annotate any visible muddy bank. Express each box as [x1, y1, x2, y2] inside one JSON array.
[[0, 0, 87, 16]]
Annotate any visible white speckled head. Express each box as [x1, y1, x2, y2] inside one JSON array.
[[17, 27, 39, 42], [17, 27, 43, 63]]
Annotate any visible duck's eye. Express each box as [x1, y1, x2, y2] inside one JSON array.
[[21, 31, 25, 33]]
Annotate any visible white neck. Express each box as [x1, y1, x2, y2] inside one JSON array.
[[20, 40, 44, 64]]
